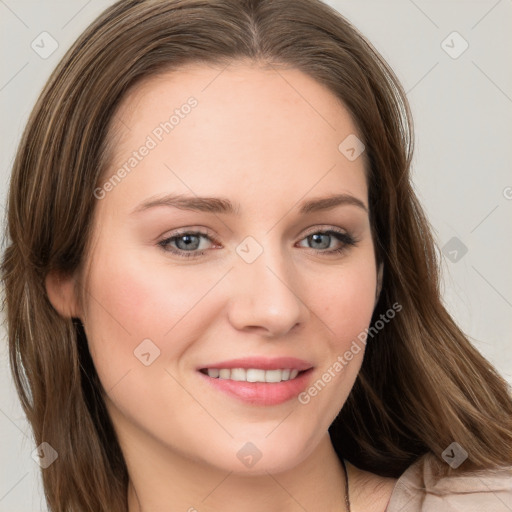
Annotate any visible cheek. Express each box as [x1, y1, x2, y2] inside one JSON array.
[[289, 257, 377, 444], [311, 256, 378, 346], [81, 245, 226, 388]]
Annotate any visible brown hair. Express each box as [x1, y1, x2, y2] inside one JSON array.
[[2, 0, 512, 510]]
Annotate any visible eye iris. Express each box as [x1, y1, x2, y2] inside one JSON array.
[[176, 234, 200, 251], [309, 233, 330, 249]]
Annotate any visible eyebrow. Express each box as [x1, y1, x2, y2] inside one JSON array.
[[131, 192, 368, 215]]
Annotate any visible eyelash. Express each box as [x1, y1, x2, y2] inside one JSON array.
[[157, 228, 358, 259]]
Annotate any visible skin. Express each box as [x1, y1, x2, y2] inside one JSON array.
[[47, 61, 396, 511]]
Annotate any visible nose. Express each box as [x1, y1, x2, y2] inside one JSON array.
[[227, 242, 310, 337]]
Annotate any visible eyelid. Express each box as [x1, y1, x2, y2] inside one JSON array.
[[301, 225, 350, 237], [158, 226, 217, 242]]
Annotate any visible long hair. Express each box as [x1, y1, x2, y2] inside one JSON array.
[[2, 1, 511, 510]]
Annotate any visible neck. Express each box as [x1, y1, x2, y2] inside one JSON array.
[[124, 433, 347, 512]]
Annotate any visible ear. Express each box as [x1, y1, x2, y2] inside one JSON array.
[[45, 270, 81, 319], [375, 262, 383, 307]]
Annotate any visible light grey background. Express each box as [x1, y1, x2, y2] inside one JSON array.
[[1, 1, 511, 510]]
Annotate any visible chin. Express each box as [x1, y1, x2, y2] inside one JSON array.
[[197, 432, 318, 476]]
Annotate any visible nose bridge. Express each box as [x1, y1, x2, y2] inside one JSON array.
[[227, 234, 308, 335]]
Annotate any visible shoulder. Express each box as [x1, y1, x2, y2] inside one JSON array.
[[386, 452, 512, 512]]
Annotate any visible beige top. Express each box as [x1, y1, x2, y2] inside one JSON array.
[[386, 452, 512, 511]]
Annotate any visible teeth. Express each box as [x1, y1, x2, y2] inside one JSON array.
[[265, 369, 282, 383], [205, 368, 302, 383], [246, 369, 265, 382], [231, 368, 246, 381], [219, 369, 231, 379]]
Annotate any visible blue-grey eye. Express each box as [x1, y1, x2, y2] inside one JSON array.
[[159, 231, 213, 254], [307, 233, 332, 249], [174, 234, 201, 251]]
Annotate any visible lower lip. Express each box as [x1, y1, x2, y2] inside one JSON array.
[[198, 369, 314, 406]]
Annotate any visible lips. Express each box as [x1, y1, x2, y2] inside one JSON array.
[[197, 356, 314, 405]]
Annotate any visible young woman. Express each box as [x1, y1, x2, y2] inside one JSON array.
[[2, 0, 511, 511]]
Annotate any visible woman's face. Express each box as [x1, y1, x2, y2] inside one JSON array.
[[80, 62, 379, 474]]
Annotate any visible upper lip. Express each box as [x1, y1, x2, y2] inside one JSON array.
[[198, 357, 313, 371]]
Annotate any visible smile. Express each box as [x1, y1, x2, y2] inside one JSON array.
[[200, 368, 301, 382]]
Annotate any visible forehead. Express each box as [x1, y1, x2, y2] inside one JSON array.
[[101, 61, 368, 214], [113, 60, 361, 143]]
